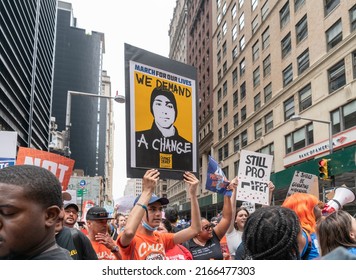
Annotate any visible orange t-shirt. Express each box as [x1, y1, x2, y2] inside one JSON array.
[[220, 235, 231, 260], [90, 240, 118, 260], [117, 231, 175, 260]]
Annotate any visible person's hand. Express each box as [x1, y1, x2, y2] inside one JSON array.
[[142, 169, 160, 193], [183, 171, 199, 197], [95, 232, 116, 250], [268, 181, 275, 194], [228, 177, 238, 190]]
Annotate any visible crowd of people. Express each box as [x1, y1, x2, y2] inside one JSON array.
[[0, 164, 355, 260]]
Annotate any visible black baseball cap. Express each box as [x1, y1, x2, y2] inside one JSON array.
[[86, 206, 113, 220]]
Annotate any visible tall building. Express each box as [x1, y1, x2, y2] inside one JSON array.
[[212, 0, 356, 204], [52, 1, 107, 177], [169, 0, 356, 216], [0, 0, 57, 149]]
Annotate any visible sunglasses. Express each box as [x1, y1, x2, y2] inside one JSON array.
[[202, 224, 213, 231]]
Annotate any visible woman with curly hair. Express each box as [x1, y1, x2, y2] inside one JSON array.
[[282, 192, 321, 259], [242, 206, 302, 259], [317, 210, 356, 256]]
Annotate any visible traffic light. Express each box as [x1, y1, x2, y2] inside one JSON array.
[[318, 159, 330, 180]]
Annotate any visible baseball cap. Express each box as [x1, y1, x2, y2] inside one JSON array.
[[86, 206, 113, 220], [133, 193, 169, 206], [64, 203, 79, 212]]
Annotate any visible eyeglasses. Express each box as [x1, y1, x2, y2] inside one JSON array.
[[202, 224, 213, 231]]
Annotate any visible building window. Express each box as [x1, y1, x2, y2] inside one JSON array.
[[326, 19, 342, 51], [217, 50, 221, 65], [280, 1, 290, 28], [261, 1, 269, 21], [222, 2, 227, 14], [232, 45, 238, 61], [252, 0, 259, 11], [232, 25, 238, 41], [353, 51, 356, 79], [283, 64, 293, 87], [218, 108, 222, 123], [232, 68, 238, 85], [241, 129, 248, 147], [231, 3, 237, 20], [299, 83, 312, 111], [222, 166, 229, 179], [284, 96, 295, 121], [234, 160, 240, 177], [297, 49, 309, 75], [217, 31, 222, 46], [255, 120, 262, 139], [222, 41, 227, 56], [325, 0, 340, 17], [223, 81, 228, 96], [240, 36, 246, 51], [217, 13, 222, 25], [224, 123, 228, 136], [294, 0, 305, 12], [239, 13, 245, 30], [218, 128, 222, 140], [223, 101, 228, 117], [331, 100, 356, 134], [240, 82, 246, 99], [281, 32, 291, 58], [263, 55, 271, 77], [264, 83, 272, 102], [252, 40, 259, 62], [240, 58, 246, 76], [296, 15, 308, 43], [223, 61, 227, 74], [241, 106, 247, 121], [217, 88, 222, 103], [223, 143, 229, 159], [257, 143, 274, 157], [262, 27, 270, 49], [252, 16, 259, 34], [234, 113, 239, 128], [218, 69, 222, 81], [254, 93, 261, 111], [233, 90, 238, 107], [265, 111, 273, 133], [285, 124, 313, 154], [234, 135, 240, 152], [350, 5, 356, 32], [253, 67, 260, 87], [239, 0, 244, 9], [218, 146, 223, 161], [328, 59, 345, 93]]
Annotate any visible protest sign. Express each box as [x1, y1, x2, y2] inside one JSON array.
[[16, 147, 75, 190], [237, 150, 273, 205], [287, 170, 319, 197], [205, 156, 232, 197], [241, 201, 256, 214], [0, 131, 17, 169]]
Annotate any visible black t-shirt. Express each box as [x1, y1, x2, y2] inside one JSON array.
[[31, 246, 72, 260], [184, 231, 223, 260], [56, 226, 98, 260]]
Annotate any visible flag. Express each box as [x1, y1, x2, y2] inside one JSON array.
[[206, 156, 232, 197]]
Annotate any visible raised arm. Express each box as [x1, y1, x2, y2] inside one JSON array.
[[227, 177, 238, 234], [173, 172, 201, 245], [118, 169, 159, 247], [213, 191, 233, 240]]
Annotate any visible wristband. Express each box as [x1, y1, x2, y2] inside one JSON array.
[[111, 245, 119, 253], [136, 202, 149, 220]]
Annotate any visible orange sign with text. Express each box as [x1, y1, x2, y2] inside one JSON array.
[[16, 147, 75, 190]]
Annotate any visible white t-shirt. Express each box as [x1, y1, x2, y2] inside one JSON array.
[[226, 229, 243, 259]]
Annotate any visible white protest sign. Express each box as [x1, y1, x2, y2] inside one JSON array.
[[237, 150, 273, 205], [287, 170, 318, 197], [0, 131, 18, 169], [241, 201, 256, 214]]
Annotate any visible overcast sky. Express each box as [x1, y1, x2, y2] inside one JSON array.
[[67, 0, 177, 200]]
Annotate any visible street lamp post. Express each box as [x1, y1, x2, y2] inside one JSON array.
[[290, 114, 334, 200], [64, 90, 125, 155]]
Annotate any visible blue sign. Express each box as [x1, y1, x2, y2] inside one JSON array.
[[79, 179, 86, 186]]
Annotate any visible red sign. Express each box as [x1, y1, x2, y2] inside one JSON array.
[[16, 147, 75, 190]]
